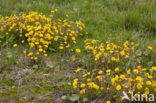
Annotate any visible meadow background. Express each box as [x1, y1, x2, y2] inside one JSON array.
[[0, 0, 156, 103]]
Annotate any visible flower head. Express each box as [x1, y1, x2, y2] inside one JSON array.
[[13, 44, 18, 47], [76, 49, 81, 53], [116, 85, 121, 90]]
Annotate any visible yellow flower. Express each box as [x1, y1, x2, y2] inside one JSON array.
[[148, 75, 153, 79], [21, 40, 24, 43], [80, 83, 86, 88], [144, 73, 149, 77], [104, 53, 108, 57], [98, 70, 103, 74], [142, 68, 146, 71], [133, 69, 139, 74], [107, 88, 110, 91], [116, 85, 121, 90], [151, 66, 156, 71], [106, 69, 111, 75], [82, 74, 87, 77], [30, 57, 34, 60], [55, 9, 58, 12], [91, 40, 97, 44], [148, 46, 152, 50], [65, 44, 70, 48], [28, 52, 33, 56], [54, 36, 59, 41], [44, 54, 47, 57], [152, 81, 156, 87], [128, 91, 132, 95], [111, 78, 116, 86], [59, 46, 63, 50], [80, 89, 85, 94], [74, 78, 78, 82], [135, 93, 139, 98], [106, 69, 111, 73], [13, 44, 18, 47], [87, 72, 90, 75], [146, 81, 151, 85], [113, 95, 116, 98], [66, 14, 69, 18], [106, 101, 111, 103], [39, 49, 43, 52], [137, 83, 142, 89], [115, 75, 119, 80], [76, 67, 80, 73], [135, 76, 142, 82], [120, 74, 126, 80], [73, 82, 77, 88], [72, 37, 76, 41], [36, 52, 39, 55], [35, 42, 39, 45], [115, 67, 119, 72], [76, 49, 81, 53], [30, 43, 34, 48], [100, 87, 104, 90], [87, 78, 92, 82], [127, 69, 131, 75], [93, 83, 99, 90], [96, 76, 102, 82], [34, 57, 38, 60], [73, 78, 78, 88], [144, 88, 149, 94], [125, 55, 129, 58], [23, 51, 26, 54], [137, 66, 141, 69], [111, 57, 116, 61], [120, 50, 125, 56], [51, 10, 54, 13]]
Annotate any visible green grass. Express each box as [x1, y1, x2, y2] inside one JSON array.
[[0, 0, 156, 44], [0, 0, 156, 102], [0, 51, 73, 102]]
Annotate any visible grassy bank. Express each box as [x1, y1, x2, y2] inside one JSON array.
[[0, 0, 156, 103]]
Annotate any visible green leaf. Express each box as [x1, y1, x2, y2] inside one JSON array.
[[0, 35, 5, 39], [3, 70, 8, 75], [32, 65, 38, 69], [147, 61, 153, 66], [80, 56, 85, 63], [49, 47, 56, 52], [4, 60, 9, 64], [67, 82, 71, 85], [82, 98, 88, 102], [71, 55, 76, 60], [137, 57, 142, 61], [135, 50, 142, 56], [115, 99, 121, 103], [146, 67, 150, 70], [8, 35, 16, 42], [69, 94, 79, 102], [146, 49, 151, 54], [61, 95, 67, 100], [47, 64, 55, 69], [7, 52, 13, 59]]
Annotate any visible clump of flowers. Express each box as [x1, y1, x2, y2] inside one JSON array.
[[84, 39, 153, 70], [73, 66, 156, 102], [0, 10, 86, 62], [72, 40, 155, 102]]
